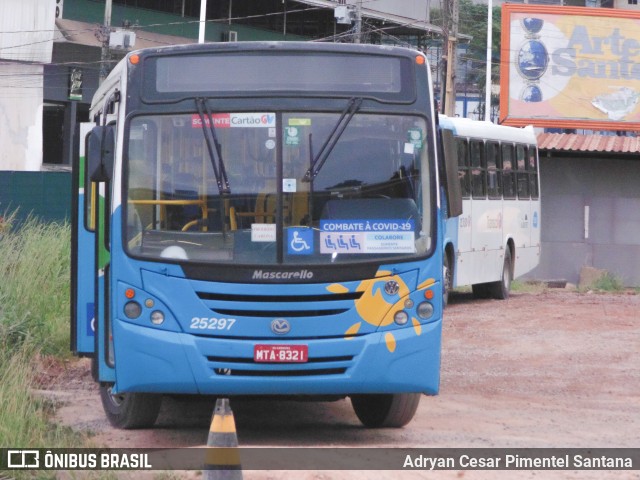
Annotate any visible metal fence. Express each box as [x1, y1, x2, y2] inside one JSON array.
[[0, 171, 71, 228]]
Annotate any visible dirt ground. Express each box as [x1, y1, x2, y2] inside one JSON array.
[[39, 288, 639, 479]]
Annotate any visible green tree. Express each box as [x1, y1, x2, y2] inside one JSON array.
[[431, 0, 502, 115]]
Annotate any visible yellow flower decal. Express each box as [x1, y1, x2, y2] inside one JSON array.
[[384, 332, 396, 353], [344, 322, 361, 338], [331, 272, 435, 349]]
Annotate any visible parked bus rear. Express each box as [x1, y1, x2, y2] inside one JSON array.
[[439, 115, 540, 304]]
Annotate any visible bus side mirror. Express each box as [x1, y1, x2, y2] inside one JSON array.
[[87, 125, 115, 182], [441, 129, 463, 218]]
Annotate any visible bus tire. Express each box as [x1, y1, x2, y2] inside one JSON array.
[[488, 248, 512, 300], [443, 251, 453, 308], [99, 384, 162, 429], [350, 393, 421, 428]]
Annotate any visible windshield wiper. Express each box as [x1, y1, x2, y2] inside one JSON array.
[[302, 97, 363, 183], [195, 97, 230, 195]]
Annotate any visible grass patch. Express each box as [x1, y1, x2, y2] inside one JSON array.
[[510, 280, 548, 294], [588, 271, 625, 293], [0, 345, 84, 448], [0, 216, 89, 479], [0, 217, 71, 357]]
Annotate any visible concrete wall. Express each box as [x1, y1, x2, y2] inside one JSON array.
[[527, 155, 640, 286], [0, 0, 55, 171], [0, 64, 45, 171], [0, 0, 54, 64], [367, 0, 429, 21]]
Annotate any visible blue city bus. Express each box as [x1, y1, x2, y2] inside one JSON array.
[[70, 42, 462, 429]]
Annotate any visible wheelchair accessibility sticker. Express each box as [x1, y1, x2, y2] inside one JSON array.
[[320, 219, 415, 254], [288, 228, 314, 255]]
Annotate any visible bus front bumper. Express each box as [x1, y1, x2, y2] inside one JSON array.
[[111, 319, 442, 396]]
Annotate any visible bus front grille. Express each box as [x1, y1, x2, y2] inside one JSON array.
[[209, 308, 349, 317], [196, 292, 362, 302], [195, 290, 362, 318], [207, 354, 354, 377], [213, 367, 347, 377]]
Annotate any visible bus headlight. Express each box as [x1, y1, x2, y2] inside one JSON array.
[[150, 310, 165, 325], [393, 310, 409, 326], [124, 301, 142, 319], [417, 302, 434, 319]]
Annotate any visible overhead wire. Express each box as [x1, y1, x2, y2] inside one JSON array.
[[2, 0, 612, 96]]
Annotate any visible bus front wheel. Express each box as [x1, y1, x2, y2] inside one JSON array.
[[99, 384, 162, 429], [351, 393, 421, 428], [443, 251, 453, 308]]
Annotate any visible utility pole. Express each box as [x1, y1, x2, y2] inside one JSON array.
[[443, 0, 458, 116], [354, 0, 362, 44], [484, 0, 493, 121], [198, 0, 208, 43], [99, 0, 113, 84]]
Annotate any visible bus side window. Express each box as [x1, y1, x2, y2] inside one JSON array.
[[528, 146, 539, 199], [85, 179, 96, 232], [502, 143, 516, 200], [486, 141, 501, 200], [516, 144, 529, 199], [470, 140, 486, 199], [456, 138, 471, 198], [83, 131, 96, 232]]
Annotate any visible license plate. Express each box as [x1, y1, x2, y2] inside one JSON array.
[[254, 344, 308, 363]]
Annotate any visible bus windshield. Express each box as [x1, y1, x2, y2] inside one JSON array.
[[125, 111, 431, 266]]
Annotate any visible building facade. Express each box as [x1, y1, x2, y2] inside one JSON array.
[[530, 134, 640, 286], [0, 0, 55, 170]]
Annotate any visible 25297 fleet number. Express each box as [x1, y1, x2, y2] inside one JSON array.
[[190, 317, 236, 330]]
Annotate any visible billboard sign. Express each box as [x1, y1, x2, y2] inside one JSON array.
[[500, 5, 640, 130]]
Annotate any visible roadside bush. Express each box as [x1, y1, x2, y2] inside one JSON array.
[[590, 271, 625, 292]]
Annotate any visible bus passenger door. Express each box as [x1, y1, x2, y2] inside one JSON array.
[[72, 123, 116, 383], [71, 123, 96, 356]]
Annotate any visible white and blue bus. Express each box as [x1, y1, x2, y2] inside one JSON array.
[[71, 42, 462, 429], [439, 116, 540, 303]]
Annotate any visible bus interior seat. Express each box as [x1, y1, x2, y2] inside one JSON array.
[[250, 192, 309, 226], [167, 172, 199, 230]]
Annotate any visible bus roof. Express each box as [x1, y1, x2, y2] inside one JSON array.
[[126, 41, 429, 105], [127, 40, 424, 60], [439, 115, 537, 145], [92, 41, 430, 117]]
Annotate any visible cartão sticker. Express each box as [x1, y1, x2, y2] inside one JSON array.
[[192, 113, 276, 128]]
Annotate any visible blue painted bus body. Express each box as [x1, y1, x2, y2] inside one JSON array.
[[108, 205, 445, 395]]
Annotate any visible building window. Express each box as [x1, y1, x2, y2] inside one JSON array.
[[42, 104, 65, 165], [42, 103, 89, 165]]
